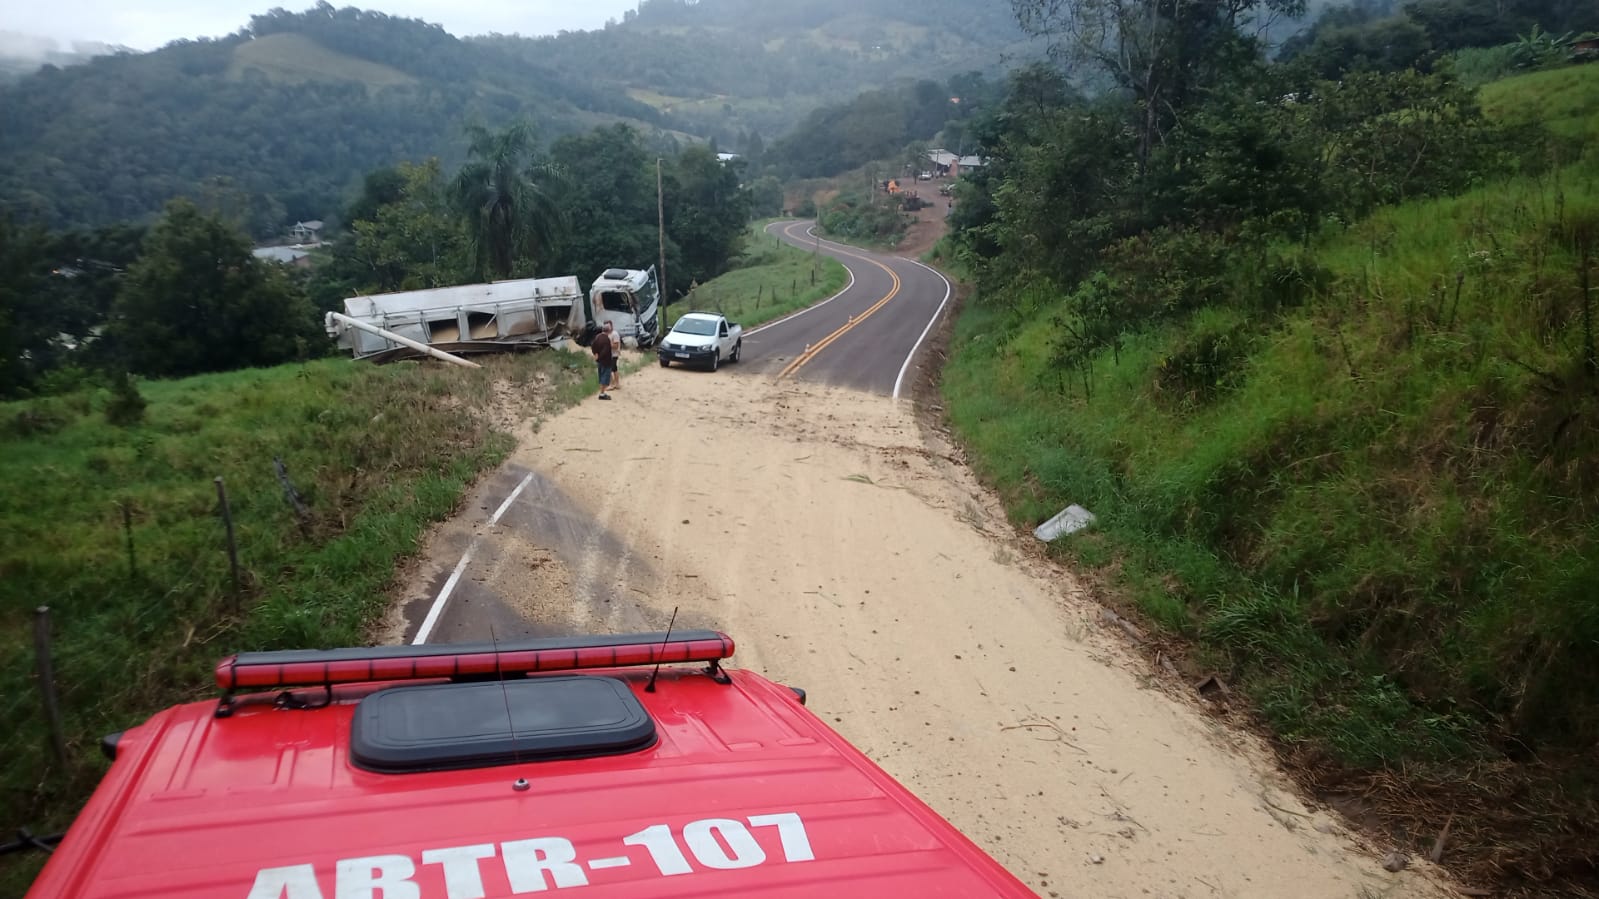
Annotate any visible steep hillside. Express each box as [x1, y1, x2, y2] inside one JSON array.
[[0, 1, 1028, 234], [940, 62, 1599, 893], [482, 0, 1030, 144], [0, 8, 662, 234]]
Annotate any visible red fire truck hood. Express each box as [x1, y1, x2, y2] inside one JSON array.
[[33, 667, 1034, 898]]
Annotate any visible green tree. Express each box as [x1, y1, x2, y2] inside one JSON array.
[[344, 166, 410, 228], [1293, 69, 1499, 219], [0, 217, 52, 395], [666, 146, 751, 292], [1011, 0, 1303, 168], [351, 159, 469, 291], [451, 122, 565, 280], [547, 125, 661, 281], [748, 175, 786, 218], [0, 219, 141, 395], [108, 199, 318, 377]]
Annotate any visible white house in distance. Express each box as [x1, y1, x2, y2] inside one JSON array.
[[926, 148, 985, 178], [289, 220, 325, 244], [252, 219, 325, 267]]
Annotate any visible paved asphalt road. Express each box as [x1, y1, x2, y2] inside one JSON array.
[[414, 222, 953, 644], [729, 220, 953, 397]]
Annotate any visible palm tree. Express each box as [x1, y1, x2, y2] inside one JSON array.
[[451, 122, 564, 281]]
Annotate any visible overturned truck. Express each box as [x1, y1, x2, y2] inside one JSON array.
[[326, 268, 661, 363]]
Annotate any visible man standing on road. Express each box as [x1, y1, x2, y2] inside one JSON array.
[[591, 323, 614, 401], [603, 320, 622, 389]]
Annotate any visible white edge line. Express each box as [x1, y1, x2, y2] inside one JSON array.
[[892, 259, 954, 401], [746, 222, 856, 336], [412, 471, 537, 645]]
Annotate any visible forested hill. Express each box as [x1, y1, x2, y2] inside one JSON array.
[[0, 0, 1027, 234], [0, 7, 667, 234], [502, 0, 1028, 141]]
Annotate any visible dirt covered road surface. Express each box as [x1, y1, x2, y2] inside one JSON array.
[[384, 360, 1453, 899]]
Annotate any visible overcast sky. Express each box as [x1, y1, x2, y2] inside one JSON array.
[[4, 1, 643, 52]]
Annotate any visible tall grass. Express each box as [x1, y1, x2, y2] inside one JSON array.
[[941, 65, 1599, 891], [949, 163, 1599, 753], [0, 351, 590, 892]]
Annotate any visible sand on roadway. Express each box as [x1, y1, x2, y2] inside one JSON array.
[[383, 361, 1458, 899]]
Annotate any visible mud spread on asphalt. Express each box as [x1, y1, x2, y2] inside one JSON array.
[[383, 365, 1455, 899]]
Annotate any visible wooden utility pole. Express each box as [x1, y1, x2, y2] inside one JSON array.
[[657, 158, 668, 308]]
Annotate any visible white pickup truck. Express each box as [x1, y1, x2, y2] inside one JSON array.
[[657, 311, 743, 371]]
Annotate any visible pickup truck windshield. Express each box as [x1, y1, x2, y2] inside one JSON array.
[[672, 319, 718, 336]]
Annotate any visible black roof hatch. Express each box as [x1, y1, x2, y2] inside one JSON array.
[[350, 675, 656, 773]]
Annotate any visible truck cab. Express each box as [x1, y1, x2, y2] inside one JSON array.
[[588, 268, 661, 348]]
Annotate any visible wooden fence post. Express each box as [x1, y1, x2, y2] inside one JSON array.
[[215, 477, 241, 613], [33, 606, 68, 766], [121, 500, 137, 579]]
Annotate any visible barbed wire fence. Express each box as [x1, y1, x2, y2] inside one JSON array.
[[2, 466, 310, 847]]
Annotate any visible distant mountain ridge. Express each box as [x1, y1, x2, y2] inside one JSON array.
[[0, 1, 1028, 233], [514, 0, 1032, 137]]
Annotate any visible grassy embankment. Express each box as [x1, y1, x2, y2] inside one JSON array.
[[941, 65, 1599, 892], [666, 221, 847, 329], [0, 352, 594, 892]]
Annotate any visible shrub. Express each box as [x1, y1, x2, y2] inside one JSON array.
[[104, 372, 147, 427]]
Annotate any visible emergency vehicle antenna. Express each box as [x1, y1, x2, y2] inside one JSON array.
[[644, 606, 679, 694]]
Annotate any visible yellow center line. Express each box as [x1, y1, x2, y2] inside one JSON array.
[[775, 221, 903, 379]]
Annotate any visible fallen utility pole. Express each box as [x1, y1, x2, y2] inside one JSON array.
[[324, 312, 481, 369]]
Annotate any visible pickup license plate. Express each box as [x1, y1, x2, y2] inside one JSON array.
[[674, 352, 689, 359]]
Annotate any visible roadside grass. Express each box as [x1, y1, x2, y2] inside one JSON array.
[[1480, 62, 1599, 147], [941, 66, 1599, 891], [666, 222, 847, 330], [0, 351, 591, 893]]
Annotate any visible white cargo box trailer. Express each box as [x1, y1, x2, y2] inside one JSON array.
[[326, 276, 587, 362]]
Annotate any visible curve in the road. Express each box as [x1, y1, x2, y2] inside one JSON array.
[[745, 220, 951, 398], [775, 232, 902, 379]]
